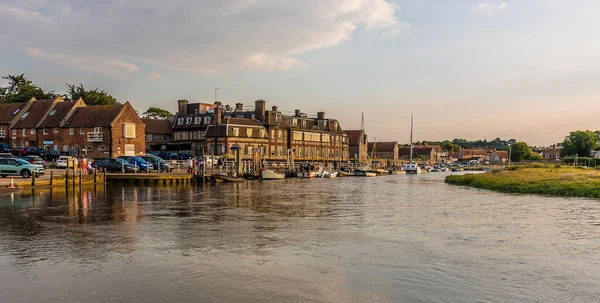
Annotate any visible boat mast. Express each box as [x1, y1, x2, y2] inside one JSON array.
[[360, 112, 365, 164], [409, 114, 414, 164]]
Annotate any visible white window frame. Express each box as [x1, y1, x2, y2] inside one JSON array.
[[54, 127, 59, 134], [124, 123, 136, 139], [194, 117, 201, 124], [43, 128, 48, 135], [186, 117, 192, 124], [69, 128, 74, 135], [30, 128, 35, 135], [204, 116, 211, 124], [22, 128, 26, 136], [232, 127, 239, 137], [246, 128, 252, 137], [12, 129, 16, 136], [94, 127, 102, 133], [177, 118, 184, 125], [80, 127, 85, 135]]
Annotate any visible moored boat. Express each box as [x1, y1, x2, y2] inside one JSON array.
[[211, 174, 246, 182], [261, 169, 285, 180], [355, 169, 377, 177], [297, 163, 323, 178], [372, 168, 390, 175], [402, 163, 422, 174], [338, 170, 354, 177], [389, 170, 405, 175], [322, 171, 338, 178]]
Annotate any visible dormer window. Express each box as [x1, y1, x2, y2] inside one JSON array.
[[177, 118, 183, 125], [186, 117, 192, 124], [194, 117, 201, 124], [204, 117, 211, 124], [13, 109, 19, 115], [49, 109, 56, 116], [21, 112, 29, 119]]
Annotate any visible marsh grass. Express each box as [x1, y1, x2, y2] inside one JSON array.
[[445, 165, 600, 198]]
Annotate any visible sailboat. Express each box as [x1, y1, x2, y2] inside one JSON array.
[[402, 114, 422, 174]]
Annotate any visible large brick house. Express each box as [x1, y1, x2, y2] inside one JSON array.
[[37, 98, 85, 151], [367, 141, 399, 166], [487, 151, 509, 163], [398, 146, 442, 164], [0, 102, 31, 146], [345, 130, 368, 163], [61, 102, 145, 158], [11, 97, 64, 148]]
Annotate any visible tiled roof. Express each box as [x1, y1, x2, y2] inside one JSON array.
[[13, 99, 56, 128], [225, 118, 264, 127], [142, 118, 173, 135], [0, 103, 29, 124], [368, 141, 398, 152], [345, 130, 363, 145], [495, 151, 509, 158], [203, 124, 227, 137], [38, 101, 78, 128], [63, 104, 123, 127], [398, 147, 435, 156]]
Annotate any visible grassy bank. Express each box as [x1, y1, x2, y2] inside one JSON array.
[[445, 165, 600, 198]]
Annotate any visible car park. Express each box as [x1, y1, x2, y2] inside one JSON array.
[[117, 156, 154, 171], [140, 155, 172, 172], [10, 147, 27, 156], [19, 155, 47, 168], [0, 158, 44, 178], [95, 158, 138, 173]]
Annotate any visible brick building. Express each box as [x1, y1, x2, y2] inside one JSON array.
[[345, 130, 368, 163], [37, 98, 85, 151], [0, 102, 30, 146], [143, 118, 173, 151], [61, 102, 145, 158], [367, 141, 399, 166]]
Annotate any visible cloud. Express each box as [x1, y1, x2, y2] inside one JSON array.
[[146, 71, 164, 82], [24, 47, 140, 78], [2, 0, 404, 75], [0, 4, 55, 23], [472, 2, 508, 13]]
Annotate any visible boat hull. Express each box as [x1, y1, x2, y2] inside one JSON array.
[[261, 170, 285, 180], [338, 171, 354, 177], [390, 170, 405, 175], [211, 174, 246, 182], [323, 171, 338, 178]]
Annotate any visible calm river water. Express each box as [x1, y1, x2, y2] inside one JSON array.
[[0, 173, 599, 302]]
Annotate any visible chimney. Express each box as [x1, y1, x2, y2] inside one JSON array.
[[272, 105, 278, 112], [317, 111, 325, 120], [178, 99, 189, 115], [294, 109, 301, 117], [214, 101, 222, 125], [255, 100, 266, 122], [235, 103, 243, 112]]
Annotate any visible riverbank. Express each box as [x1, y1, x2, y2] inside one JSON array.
[[445, 165, 600, 198]]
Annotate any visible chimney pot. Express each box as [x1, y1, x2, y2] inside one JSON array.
[[272, 105, 278, 112], [177, 99, 189, 115], [254, 100, 266, 122], [317, 111, 325, 120], [294, 109, 301, 117], [235, 103, 243, 112]]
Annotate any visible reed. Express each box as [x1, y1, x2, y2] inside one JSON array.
[[445, 165, 600, 198]]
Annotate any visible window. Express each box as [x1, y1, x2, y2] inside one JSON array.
[[204, 117, 211, 124], [556, 153, 560, 159], [12, 129, 16, 136], [49, 109, 56, 116], [246, 128, 252, 137], [275, 114, 281, 123], [194, 117, 201, 124], [98, 146, 106, 151], [177, 118, 184, 125], [94, 127, 102, 133], [293, 131, 303, 141], [22, 128, 25, 136], [322, 134, 330, 143], [21, 112, 29, 119], [85, 146, 93, 151], [259, 129, 265, 137], [80, 127, 85, 134], [277, 130, 282, 140], [246, 146, 254, 155], [232, 128, 239, 136], [69, 128, 74, 135], [545, 153, 549, 159], [54, 127, 59, 133], [30, 128, 35, 135], [186, 117, 192, 124], [124, 144, 135, 156], [270, 130, 275, 138], [292, 119, 298, 127], [124, 124, 136, 138], [12, 109, 19, 115], [237, 115, 244, 119], [43, 128, 48, 135], [12, 142, 16, 148]]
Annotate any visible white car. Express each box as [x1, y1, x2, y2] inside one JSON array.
[[55, 156, 70, 168]]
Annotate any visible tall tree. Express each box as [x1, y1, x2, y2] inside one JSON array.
[[510, 142, 532, 162], [66, 84, 119, 106], [441, 140, 460, 152], [562, 130, 597, 157], [0, 74, 56, 103], [143, 107, 172, 119]]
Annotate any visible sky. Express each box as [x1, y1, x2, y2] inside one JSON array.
[[1, 0, 599, 146]]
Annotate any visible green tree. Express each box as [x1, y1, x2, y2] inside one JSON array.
[[0, 74, 56, 103], [143, 107, 173, 119], [562, 130, 597, 157], [441, 140, 460, 152], [510, 142, 531, 162], [66, 84, 119, 106]]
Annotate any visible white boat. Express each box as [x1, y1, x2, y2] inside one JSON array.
[[322, 171, 338, 178], [402, 163, 422, 174], [297, 163, 323, 178], [261, 169, 285, 180], [338, 170, 354, 177], [390, 170, 405, 175]]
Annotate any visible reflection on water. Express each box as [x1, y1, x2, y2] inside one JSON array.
[[0, 174, 600, 302]]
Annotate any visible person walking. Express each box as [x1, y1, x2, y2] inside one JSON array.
[[186, 157, 193, 174], [81, 155, 88, 174]]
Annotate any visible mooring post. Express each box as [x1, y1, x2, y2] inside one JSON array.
[[31, 172, 35, 187], [50, 170, 53, 186]]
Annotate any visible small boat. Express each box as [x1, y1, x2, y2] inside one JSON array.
[[372, 168, 390, 175], [297, 163, 323, 178], [389, 170, 405, 175], [338, 170, 354, 177], [402, 163, 422, 174], [355, 169, 377, 177], [211, 174, 246, 182], [322, 171, 338, 178], [261, 169, 285, 180]]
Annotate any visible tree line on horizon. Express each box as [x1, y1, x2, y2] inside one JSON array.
[[0, 74, 172, 119]]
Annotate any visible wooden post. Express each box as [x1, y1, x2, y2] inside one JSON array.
[[50, 170, 53, 186], [31, 172, 35, 187], [93, 169, 97, 184]]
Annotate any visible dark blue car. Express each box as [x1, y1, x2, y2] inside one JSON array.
[[118, 156, 154, 171]]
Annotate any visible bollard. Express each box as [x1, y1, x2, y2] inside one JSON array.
[[50, 170, 53, 186], [9, 177, 14, 188], [31, 172, 35, 187]]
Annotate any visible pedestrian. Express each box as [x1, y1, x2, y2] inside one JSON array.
[[187, 156, 193, 173], [192, 156, 197, 175], [198, 157, 204, 175], [72, 155, 79, 173], [89, 159, 96, 173], [81, 155, 88, 174], [217, 157, 223, 168]]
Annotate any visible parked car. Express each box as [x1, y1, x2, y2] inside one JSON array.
[[95, 158, 138, 173], [0, 143, 10, 153], [44, 150, 67, 162], [19, 155, 47, 168], [0, 158, 44, 178], [141, 155, 172, 172], [10, 147, 27, 156], [177, 153, 194, 160], [26, 147, 47, 158], [118, 156, 154, 171], [155, 151, 179, 160], [55, 156, 71, 168]]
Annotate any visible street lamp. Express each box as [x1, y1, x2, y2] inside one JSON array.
[[508, 144, 512, 166]]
